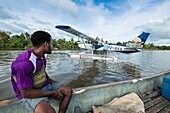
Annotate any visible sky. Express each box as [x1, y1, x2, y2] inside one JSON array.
[[1, 0, 170, 45]]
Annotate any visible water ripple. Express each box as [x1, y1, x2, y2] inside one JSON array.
[[1, 50, 170, 100]]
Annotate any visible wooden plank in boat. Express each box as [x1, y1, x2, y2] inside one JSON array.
[[142, 90, 161, 101], [159, 104, 170, 113], [145, 99, 170, 113], [144, 96, 165, 109]]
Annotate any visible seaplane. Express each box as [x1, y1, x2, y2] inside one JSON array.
[[94, 31, 150, 54], [55, 25, 150, 61]]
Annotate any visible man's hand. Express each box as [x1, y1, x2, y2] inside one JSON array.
[[52, 90, 64, 101]]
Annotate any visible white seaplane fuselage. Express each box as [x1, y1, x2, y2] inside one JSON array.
[[68, 42, 118, 61], [77, 42, 143, 54]]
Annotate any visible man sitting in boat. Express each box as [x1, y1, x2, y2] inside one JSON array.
[[11, 31, 72, 113]]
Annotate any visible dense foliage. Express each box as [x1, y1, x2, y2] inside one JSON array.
[[0, 31, 79, 50], [0, 31, 170, 50]]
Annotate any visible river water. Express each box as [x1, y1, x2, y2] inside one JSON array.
[[0, 50, 170, 100]]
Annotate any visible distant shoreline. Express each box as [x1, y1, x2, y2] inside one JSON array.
[[1, 48, 170, 51]]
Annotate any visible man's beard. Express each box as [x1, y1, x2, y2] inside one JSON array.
[[45, 45, 52, 54], [45, 50, 52, 54]]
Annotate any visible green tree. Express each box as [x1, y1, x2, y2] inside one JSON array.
[[52, 39, 57, 48], [116, 42, 122, 45], [95, 37, 100, 41], [71, 37, 74, 43], [0, 31, 11, 48], [8, 32, 31, 49]]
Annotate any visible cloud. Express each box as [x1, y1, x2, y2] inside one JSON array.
[[33, 18, 51, 25], [1, 0, 170, 45], [0, 5, 13, 20], [43, 0, 79, 16], [53, 0, 170, 45], [143, 20, 170, 46], [0, 22, 26, 34], [13, 22, 31, 31]]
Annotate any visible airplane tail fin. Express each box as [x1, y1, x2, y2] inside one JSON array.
[[137, 32, 150, 45], [127, 32, 150, 48]]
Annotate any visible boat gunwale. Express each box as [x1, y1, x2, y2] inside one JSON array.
[[1, 70, 170, 106], [74, 70, 170, 91]]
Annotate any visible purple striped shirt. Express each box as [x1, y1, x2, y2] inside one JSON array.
[[11, 49, 49, 99]]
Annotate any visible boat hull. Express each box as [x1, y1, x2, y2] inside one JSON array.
[[0, 71, 170, 113]]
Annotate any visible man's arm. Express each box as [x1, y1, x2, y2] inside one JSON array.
[[20, 86, 55, 98], [20, 86, 63, 99], [45, 72, 59, 84]]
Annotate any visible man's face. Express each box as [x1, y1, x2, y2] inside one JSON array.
[[45, 41, 53, 54]]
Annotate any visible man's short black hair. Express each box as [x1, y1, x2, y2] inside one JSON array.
[[31, 30, 51, 47]]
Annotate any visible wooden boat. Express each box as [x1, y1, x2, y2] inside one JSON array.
[[0, 71, 170, 113]]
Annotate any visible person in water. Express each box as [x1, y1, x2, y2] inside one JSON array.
[[103, 41, 109, 57], [11, 30, 72, 113]]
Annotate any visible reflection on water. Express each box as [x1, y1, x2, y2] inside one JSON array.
[[0, 50, 24, 82], [121, 62, 141, 78], [68, 61, 141, 88], [1, 50, 170, 100], [67, 60, 100, 88]]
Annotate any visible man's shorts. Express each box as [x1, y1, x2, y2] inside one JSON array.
[[20, 83, 61, 113]]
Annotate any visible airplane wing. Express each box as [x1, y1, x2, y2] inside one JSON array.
[[55, 25, 98, 43]]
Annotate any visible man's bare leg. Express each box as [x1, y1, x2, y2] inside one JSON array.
[[58, 85, 72, 113], [34, 100, 56, 113]]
